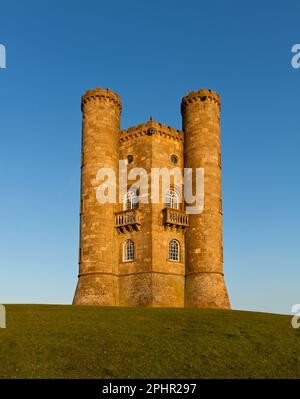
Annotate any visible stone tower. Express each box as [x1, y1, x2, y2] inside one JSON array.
[[73, 86, 230, 309], [73, 88, 121, 305], [182, 89, 230, 308]]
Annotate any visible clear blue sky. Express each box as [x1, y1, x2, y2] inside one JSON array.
[[0, 0, 299, 314]]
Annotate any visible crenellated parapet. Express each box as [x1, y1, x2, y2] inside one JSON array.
[[181, 88, 221, 113], [120, 119, 183, 144], [81, 87, 122, 112]]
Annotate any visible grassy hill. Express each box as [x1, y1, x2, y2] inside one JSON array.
[[0, 305, 299, 379]]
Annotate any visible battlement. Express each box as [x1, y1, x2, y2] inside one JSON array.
[[81, 87, 122, 112], [181, 88, 221, 112], [120, 119, 183, 143]]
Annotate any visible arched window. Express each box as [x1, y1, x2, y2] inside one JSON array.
[[123, 240, 134, 262], [169, 240, 180, 262], [124, 189, 138, 210], [165, 189, 179, 209]]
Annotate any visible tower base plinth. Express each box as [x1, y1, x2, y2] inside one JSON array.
[[73, 274, 118, 306], [185, 272, 231, 309]]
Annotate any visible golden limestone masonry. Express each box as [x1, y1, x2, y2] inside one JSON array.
[[73, 86, 231, 308]]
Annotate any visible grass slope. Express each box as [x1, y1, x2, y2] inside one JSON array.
[[0, 305, 299, 379]]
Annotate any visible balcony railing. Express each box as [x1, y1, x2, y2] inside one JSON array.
[[163, 207, 189, 230], [115, 209, 141, 233]]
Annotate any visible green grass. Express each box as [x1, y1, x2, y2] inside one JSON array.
[[0, 305, 299, 379]]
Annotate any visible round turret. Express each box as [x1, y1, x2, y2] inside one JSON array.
[[73, 87, 121, 305], [182, 88, 230, 309]]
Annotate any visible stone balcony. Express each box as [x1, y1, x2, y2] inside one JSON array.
[[162, 207, 189, 231], [115, 209, 141, 233]]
